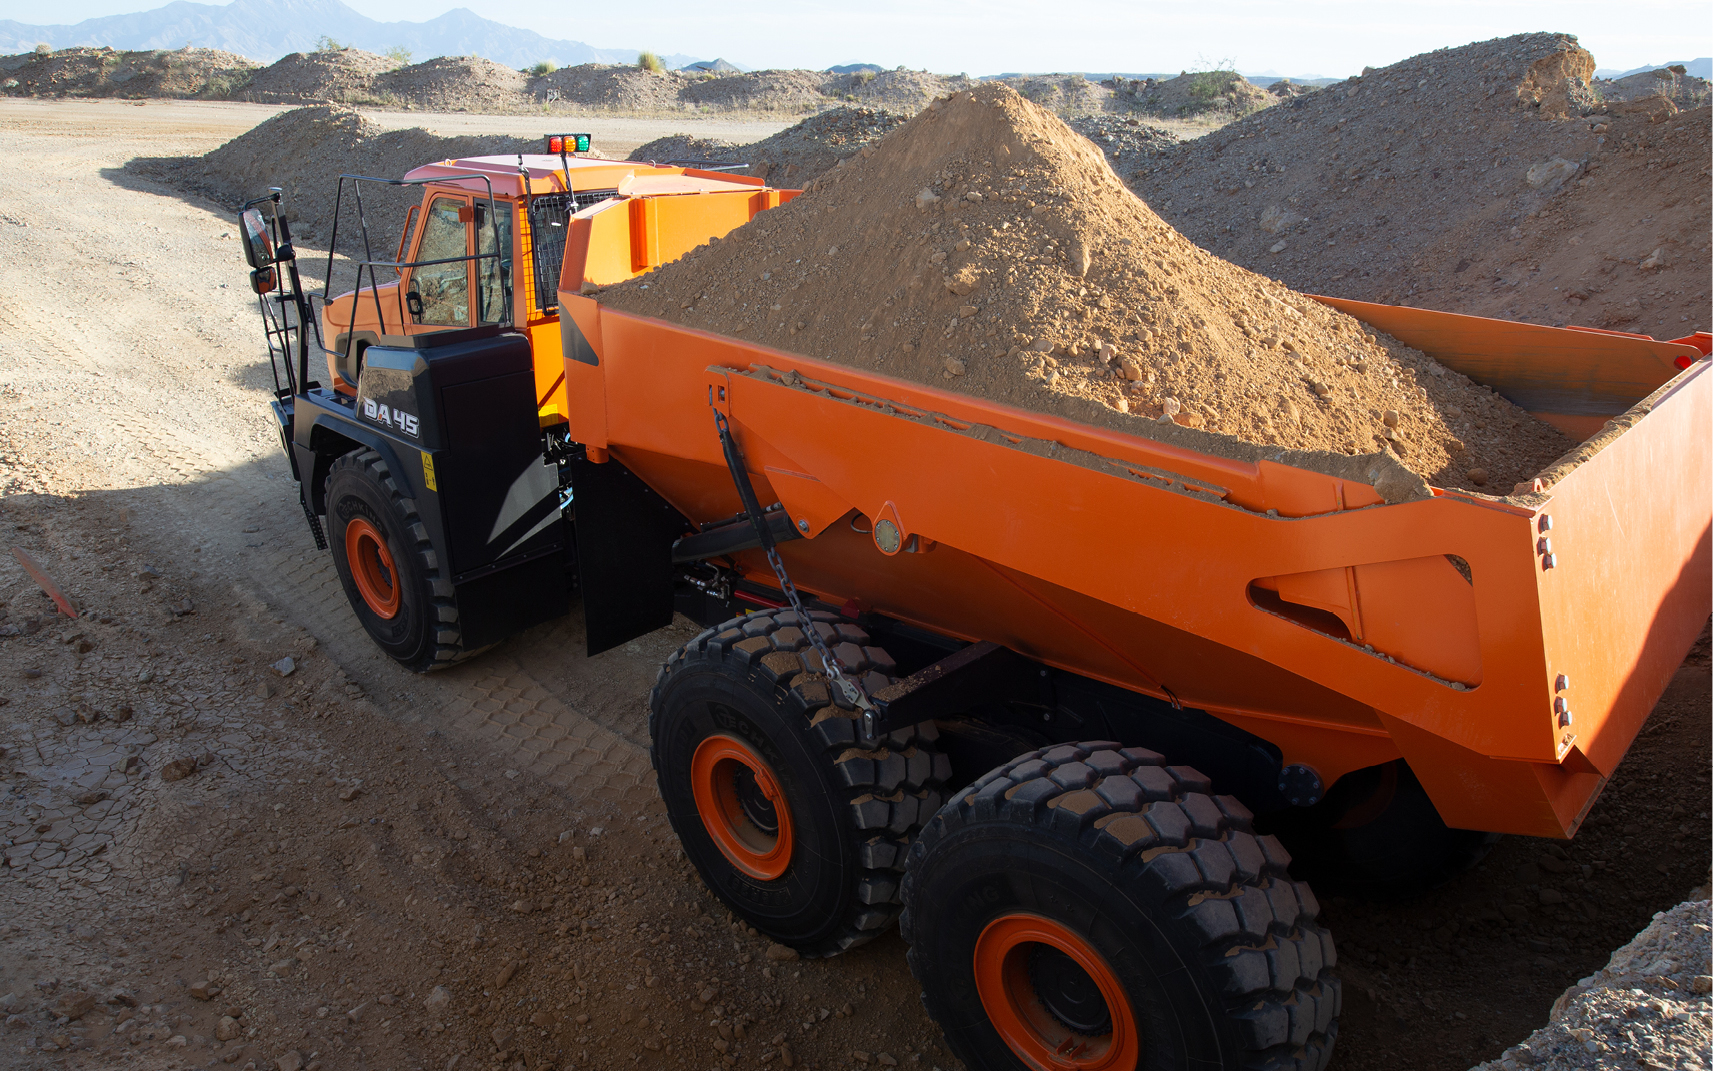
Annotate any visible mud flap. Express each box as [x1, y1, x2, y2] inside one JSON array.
[[571, 453, 690, 656]]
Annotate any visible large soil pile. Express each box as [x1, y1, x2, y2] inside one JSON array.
[[600, 84, 1574, 496], [1594, 65, 1711, 108], [128, 105, 538, 246], [834, 69, 976, 113], [530, 63, 685, 111], [680, 69, 831, 113], [998, 74, 1114, 114], [239, 48, 398, 104], [1108, 69, 1276, 118], [1131, 33, 1712, 335], [743, 106, 910, 184], [0, 46, 256, 98], [377, 55, 529, 112]]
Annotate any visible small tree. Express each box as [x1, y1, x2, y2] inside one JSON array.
[[637, 50, 664, 74], [529, 60, 556, 77], [314, 35, 345, 53], [384, 45, 412, 66]]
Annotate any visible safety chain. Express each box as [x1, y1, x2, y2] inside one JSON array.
[[712, 408, 874, 719]]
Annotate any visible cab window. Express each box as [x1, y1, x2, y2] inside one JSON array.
[[476, 204, 513, 325], [409, 197, 470, 326]]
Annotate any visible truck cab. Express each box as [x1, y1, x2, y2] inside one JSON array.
[[320, 146, 794, 431]]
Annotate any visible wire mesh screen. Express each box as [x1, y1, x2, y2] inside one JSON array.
[[528, 189, 620, 313]]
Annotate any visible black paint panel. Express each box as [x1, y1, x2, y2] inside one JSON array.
[[572, 454, 691, 656]]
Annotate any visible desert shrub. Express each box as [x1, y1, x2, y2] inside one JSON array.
[[34, 43, 50, 54], [529, 60, 556, 77], [314, 35, 345, 52], [384, 45, 412, 66], [855, 70, 876, 84], [637, 51, 664, 74]]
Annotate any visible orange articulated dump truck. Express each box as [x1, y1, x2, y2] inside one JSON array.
[[234, 139, 1711, 1071]]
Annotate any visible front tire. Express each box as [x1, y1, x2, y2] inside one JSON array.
[[650, 608, 950, 955], [325, 449, 470, 671], [903, 742, 1340, 1071]]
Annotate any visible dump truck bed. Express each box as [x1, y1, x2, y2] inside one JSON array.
[[555, 199, 1711, 841]]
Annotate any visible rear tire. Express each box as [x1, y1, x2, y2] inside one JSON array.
[[902, 742, 1340, 1071], [650, 608, 951, 955], [325, 449, 470, 672]]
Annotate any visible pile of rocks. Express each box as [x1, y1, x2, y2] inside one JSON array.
[[1064, 114, 1180, 178], [1470, 898, 1712, 1071]]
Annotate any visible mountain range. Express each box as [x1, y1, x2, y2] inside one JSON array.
[[0, 0, 709, 69], [1593, 58, 1712, 80]]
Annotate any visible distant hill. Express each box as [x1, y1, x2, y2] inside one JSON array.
[[0, 0, 708, 70], [826, 63, 882, 74], [1594, 58, 1712, 80]]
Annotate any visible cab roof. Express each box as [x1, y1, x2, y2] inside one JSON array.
[[402, 154, 767, 198]]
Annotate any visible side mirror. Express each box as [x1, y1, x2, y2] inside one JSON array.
[[250, 266, 277, 295], [406, 291, 424, 316], [239, 207, 275, 270]]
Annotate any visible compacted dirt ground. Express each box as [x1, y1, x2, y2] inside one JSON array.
[[0, 98, 1707, 1071]]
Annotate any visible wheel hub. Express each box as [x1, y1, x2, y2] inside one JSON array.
[[972, 913, 1138, 1071], [689, 733, 794, 881]]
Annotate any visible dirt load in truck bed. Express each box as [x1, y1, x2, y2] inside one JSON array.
[[599, 83, 1574, 496]]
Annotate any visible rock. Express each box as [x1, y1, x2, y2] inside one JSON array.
[[1524, 157, 1578, 193], [780, 1044, 795, 1067], [1113, 396, 1129, 414], [496, 963, 519, 989], [160, 757, 199, 782], [1691, 975, 1712, 995], [272, 657, 296, 677], [108, 990, 138, 1007], [1269, 240, 1288, 254], [1160, 396, 1181, 417], [1118, 358, 1143, 382], [269, 958, 297, 975], [509, 899, 533, 914], [878, 1054, 898, 1067], [167, 1034, 188, 1048], [491, 1025, 515, 1049], [943, 357, 966, 377], [958, 305, 978, 318], [1466, 468, 1489, 486], [424, 986, 449, 1010], [338, 786, 361, 802], [1538, 888, 1565, 905], [1382, 409, 1400, 428], [1070, 240, 1091, 277], [699, 987, 720, 1004], [915, 189, 940, 210], [1174, 411, 1205, 428], [277, 1051, 305, 1071], [765, 943, 800, 962], [215, 1016, 242, 1041], [53, 992, 94, 1020], [189, 979, 220, 1001], [1640, 248, 1667, 271]]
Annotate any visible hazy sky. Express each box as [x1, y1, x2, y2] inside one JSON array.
[[3, 0, 1708, 75]]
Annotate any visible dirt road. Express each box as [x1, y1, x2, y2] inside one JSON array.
[[0, 100, 1706, 1071]]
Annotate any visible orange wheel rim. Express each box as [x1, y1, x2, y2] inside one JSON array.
[[345, 517, 401, 620], [974, 914, 1140, 1071], [690, 734, 794, 880]]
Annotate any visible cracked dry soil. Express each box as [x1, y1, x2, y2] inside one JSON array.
[[0, 99, 1706, 1071]]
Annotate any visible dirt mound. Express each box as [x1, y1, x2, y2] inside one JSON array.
[[630, 133, 744, 165], [997, 74, 1113, 114], [1595, 65, 1712, 108], [743, 106, 910, 185], [529, 63, 683, 111], [1109, 69, 1275, 118], [830, 69, 976, 113], [377, 54, 528, 112], [600, 85, 1573, 495], [129, 105, 536, 247], [239, 48, 398, 105], [0, 46, 256, 99], [1066, 115, 1179, 178], [679, 69, 831, 113], [1266, 79, 1322, 100], [1132, 32, 1711, 336]]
